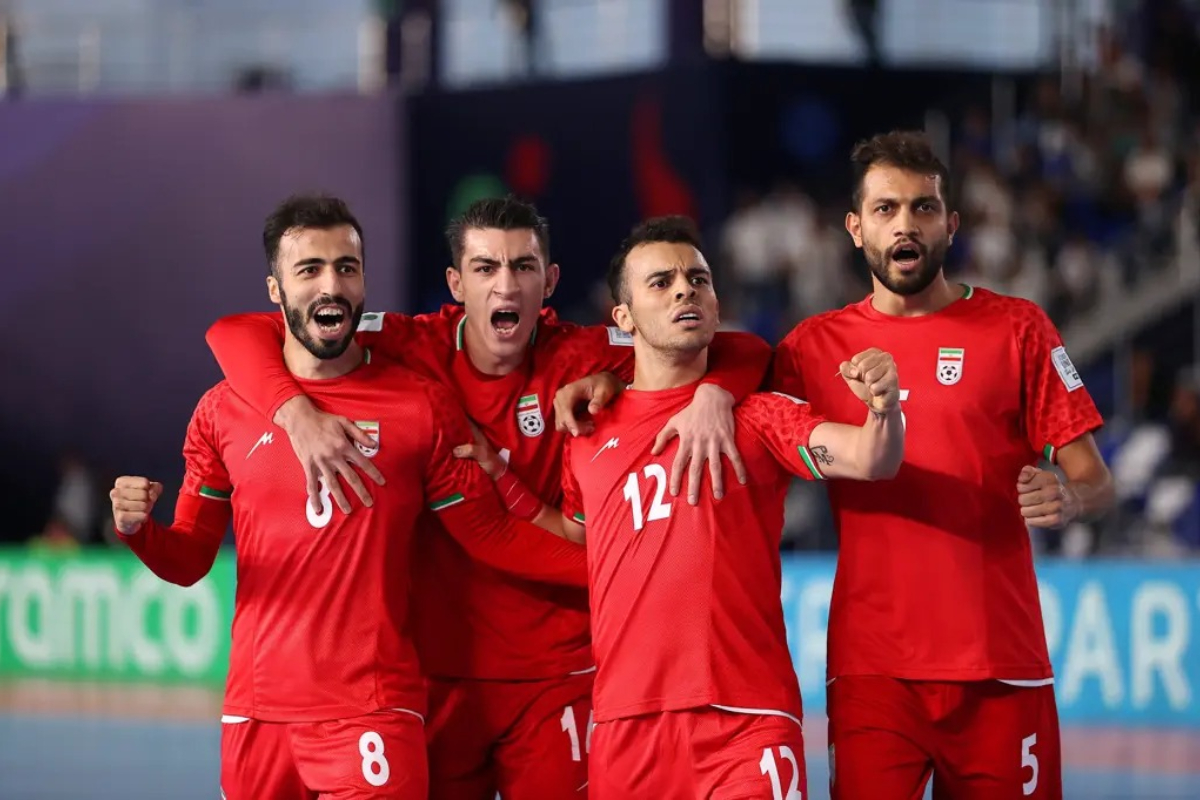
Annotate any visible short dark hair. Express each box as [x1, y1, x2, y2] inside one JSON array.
[[445, 195, 550, 269], [850, 130, 951, 211], [263, 194, 364, 275], [607, 215, 703, 304]]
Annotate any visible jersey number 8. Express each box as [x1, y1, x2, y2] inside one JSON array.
[[306, 477, 335, 529]]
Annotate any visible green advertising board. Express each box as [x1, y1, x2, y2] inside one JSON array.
[[0, 546, 234, 685]]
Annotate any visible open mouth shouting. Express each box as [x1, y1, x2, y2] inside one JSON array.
[[311, 300, 352, 339], [490, 306, 522, 339]]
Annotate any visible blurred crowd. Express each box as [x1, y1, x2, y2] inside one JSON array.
[[17, 1, 1200, 560], [715, 2, 1200, 555]]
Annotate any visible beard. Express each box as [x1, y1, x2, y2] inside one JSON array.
[[864, 236, 950, 296], [280, 289, 364, 360]]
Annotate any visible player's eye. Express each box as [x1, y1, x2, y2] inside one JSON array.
[[337, 264, 359, 274], [875, 204, 891, 214], [918, 203, 936, 213], [651, 280, 667, 289], [476, 265, 493, 273], [690, 276, 709, 286], [517, 263, 534, 272]]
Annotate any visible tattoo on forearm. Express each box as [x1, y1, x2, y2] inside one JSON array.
[[811, 446, 834, 466]]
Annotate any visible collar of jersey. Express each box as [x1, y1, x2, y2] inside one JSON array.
[[455, 315, 538, 351]]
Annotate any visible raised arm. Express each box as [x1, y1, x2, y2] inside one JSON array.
[[110, 391, 233, 586], [752, 348, 905, 482]]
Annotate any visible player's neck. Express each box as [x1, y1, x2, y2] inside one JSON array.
[[630, 345, 708, 391], [463, 324, 526, 376], [870, 273, 962, 317], [283, 337, 365, 380]]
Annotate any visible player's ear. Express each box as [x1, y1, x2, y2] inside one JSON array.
[[612, 302, 634, 334], [947, 210, 960, 245], [267, 273, 282, 305], [544, 263, 560, 299], [845, 212, 864, 249], [445, 265, 465, 303]]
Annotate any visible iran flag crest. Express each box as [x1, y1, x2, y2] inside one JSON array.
[[355, 421, 380, 457], [516, 394, 545, 437], [936, 347, 964, 385]]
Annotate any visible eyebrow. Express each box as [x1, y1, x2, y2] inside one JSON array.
[[645, 265, 711, 283], [292, 255, 361, 268], [468, 254, 540, 266], [871, 195, 942, 207]]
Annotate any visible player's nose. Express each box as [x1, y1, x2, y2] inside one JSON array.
[[493, 265, 520, 295]]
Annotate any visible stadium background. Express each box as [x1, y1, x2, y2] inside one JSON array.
[[0, 1, 1197, 798]]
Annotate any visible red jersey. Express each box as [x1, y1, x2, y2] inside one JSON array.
[[560, 384, 827, 723], [119, 355, 586, 722], [771, 286, 1103, 682], [206, 306, 770, 680]]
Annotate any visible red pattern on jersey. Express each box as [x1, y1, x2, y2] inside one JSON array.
[[160, 361, 520, 722], [206, 305, 770, 680], [772, 287, 1103, 681], [562, 386, 824, 723]]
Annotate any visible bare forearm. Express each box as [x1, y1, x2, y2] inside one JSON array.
[[854, 407, 905, 480], [1065, 470, 1115, 520]]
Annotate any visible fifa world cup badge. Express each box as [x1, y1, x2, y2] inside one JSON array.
[[516, 394, 545, 437]]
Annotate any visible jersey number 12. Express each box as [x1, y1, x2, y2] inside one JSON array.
[[622, 464, 672, 532]]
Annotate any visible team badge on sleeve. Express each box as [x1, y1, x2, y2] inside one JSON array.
[[516, 394, 545, 437], [355, 421, 380, 457], [936, 347, 964, 385]]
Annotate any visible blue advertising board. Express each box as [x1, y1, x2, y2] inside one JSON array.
[[781, 555, 1200, 727]]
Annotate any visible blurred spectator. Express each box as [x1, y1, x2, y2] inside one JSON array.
[[31, 452, 99, 550]]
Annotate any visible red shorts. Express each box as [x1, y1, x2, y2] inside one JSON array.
[[220, 711, 427, 800], [590, 708, 806, 800], [827, 676, 1062, 800], [425, 671, 593, 800]]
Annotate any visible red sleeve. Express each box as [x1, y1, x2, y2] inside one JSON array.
[[421, 382, 587, 586], [701, 330, 771, 402], [740, 393, 829, 481], [205, 311, 419, 420], [1013, 301, 1104, 464], [560, 440, 586, 527], [769, 323, 810, 398], [118, 388, 233, 586], [552, 325, 636, 384]]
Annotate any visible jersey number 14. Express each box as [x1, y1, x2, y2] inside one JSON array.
[[622, 464, 672, 531]]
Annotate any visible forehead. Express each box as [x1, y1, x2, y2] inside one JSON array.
[[861, 164, 945, 203], [625, 241, 707, 278], [279, 224, 362, 258], [461, 227, 544, 262]]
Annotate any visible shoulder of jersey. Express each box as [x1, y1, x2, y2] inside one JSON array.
[[785, 301, 864, 338]]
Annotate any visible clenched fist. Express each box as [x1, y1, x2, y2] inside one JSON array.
[[110, 476, 164, 536], [839, 348, 900, 414]]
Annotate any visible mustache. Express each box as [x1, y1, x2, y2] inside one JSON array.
[[306, 294, 354, 320]]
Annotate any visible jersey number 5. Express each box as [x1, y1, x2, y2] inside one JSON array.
[[622, 464, 672, 532]]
